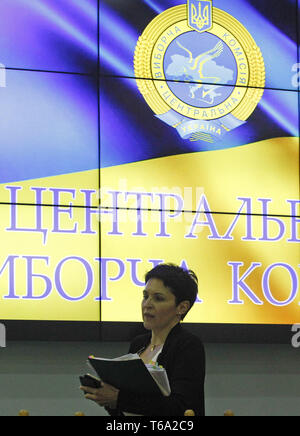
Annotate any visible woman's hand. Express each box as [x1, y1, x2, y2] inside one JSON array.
[[80, 382, 120, 409]]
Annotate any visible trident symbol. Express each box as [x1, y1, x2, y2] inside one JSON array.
[[191, 3, 209, 30], [188, 0, 212, 33]]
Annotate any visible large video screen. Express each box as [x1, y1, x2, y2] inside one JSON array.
[[0, 0, 299, 337], [100, 0, 299, 328]]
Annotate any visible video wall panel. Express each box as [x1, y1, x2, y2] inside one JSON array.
[[0, 70, 99, 206], [0, 204, 100, 321], [100, 210, 300, 325], [100, 77, 299, 216], [0, 0, 98, 73], [100, 0, 298, 91]]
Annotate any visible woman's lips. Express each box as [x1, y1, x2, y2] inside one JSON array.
[[143, 313, 154, 319]]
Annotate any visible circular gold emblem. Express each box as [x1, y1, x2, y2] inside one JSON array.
[[134, 5, 265, 143]]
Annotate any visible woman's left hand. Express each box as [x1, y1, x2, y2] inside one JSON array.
[[80, 382, 119, 409]]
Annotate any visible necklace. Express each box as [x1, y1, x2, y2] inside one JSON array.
[[150, 344, 163, 352]]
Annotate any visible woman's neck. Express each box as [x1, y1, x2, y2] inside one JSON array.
[[150, 320, 179, 346]]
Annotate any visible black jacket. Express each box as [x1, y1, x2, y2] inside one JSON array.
[[110, 323, 205, 416]]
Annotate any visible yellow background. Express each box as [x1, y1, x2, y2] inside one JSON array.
[[0, 137, 299, 323]]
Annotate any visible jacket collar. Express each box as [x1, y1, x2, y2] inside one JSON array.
[[162, 322, 182, 349]]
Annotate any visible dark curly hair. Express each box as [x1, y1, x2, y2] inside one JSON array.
[[145, 263, 198, 320]]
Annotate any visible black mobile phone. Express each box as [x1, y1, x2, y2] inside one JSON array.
[[80, 374, 102, 390]]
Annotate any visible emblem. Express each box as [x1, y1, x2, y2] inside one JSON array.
[[134, 2, 265, 143], [188, 0, 213, 33]]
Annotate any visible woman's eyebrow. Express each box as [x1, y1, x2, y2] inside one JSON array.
[[144, 291, 165, 297]]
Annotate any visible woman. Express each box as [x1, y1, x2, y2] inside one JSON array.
[[81, 263, 205, 416]]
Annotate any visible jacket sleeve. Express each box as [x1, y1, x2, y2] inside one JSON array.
[[116, 336, 205, 416]]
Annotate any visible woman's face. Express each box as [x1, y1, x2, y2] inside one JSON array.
[[142, 278, 182, 332]]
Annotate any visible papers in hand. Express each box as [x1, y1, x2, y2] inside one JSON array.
[[145, 363, 171, 397], [87, 353, 170, 397]]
